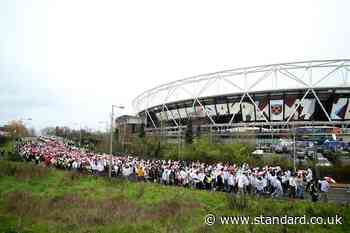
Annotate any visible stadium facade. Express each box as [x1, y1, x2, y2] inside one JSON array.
[[133, 60, 350, 134]]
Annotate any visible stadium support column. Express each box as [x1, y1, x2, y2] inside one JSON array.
[[292, 123, 296, 172], [177, 126, 181, 160]]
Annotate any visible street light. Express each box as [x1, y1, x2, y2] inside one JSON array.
[[109, 105, 125, 178]]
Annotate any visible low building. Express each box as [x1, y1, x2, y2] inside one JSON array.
[[115, 115, 143, 150]]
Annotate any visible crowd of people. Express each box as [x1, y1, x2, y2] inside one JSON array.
[[18, 137, 334, 202]]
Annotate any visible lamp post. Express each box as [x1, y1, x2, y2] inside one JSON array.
[[109, 105, 124, 178]]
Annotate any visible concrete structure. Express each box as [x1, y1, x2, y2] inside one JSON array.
[[115, 115, 142, 150], [133, 60, 350, 139]]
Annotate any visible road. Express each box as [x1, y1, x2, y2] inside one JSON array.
[[328, 186, 350, 204]]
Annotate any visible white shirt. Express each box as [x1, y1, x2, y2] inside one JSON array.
[[289, 177, 297, 187], [255, 178, 265, 191], [228, 174, 235, 186], [306, 170, 313, 182], [122, 166, 132, 177], [319, 180, 330, 192], [223, 170, 229, 180], [237, 174, 249, 188]]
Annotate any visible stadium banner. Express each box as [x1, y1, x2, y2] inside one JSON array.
[[299, 98, 316, 120], [204, 105, 217, 116], [228, 102, 241, 115], [241, 102, 255, 122], [255, 97, 269, 121], [331, 98, 349, 120], [171, 109, 181, 119], [346, 98, 350, 119], [270, 99, 284, 121], [216, 103, 229, 115], [284, 97, 299, 120]]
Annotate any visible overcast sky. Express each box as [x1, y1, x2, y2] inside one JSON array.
[[0, 0, 349, 132]]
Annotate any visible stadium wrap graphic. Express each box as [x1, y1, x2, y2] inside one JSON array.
[[284, 97, 299, 120], [270, 100, 283, 121], [149, 94, 350, 124], [242, 102, 255, 122], [331, 98, 350, 120], [216, 103, 229, 115], [134, 60, 350, 128], [256, 97, 269, 121]]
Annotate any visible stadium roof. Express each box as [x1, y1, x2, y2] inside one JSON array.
[[133, 59, 350, 112]]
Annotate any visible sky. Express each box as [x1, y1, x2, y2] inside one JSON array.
[[0, 0, 349, 132]]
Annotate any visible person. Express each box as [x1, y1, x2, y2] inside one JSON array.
[[288, 173, 297, 199], [227, 171, 236, 193], [97, 162, 104, 176], [237, 172, 249, 194], [318, 178, 330, 203], [122, 164, 133, 179], [305, 168, 313, 191], [223, 168, 229, 192], [281, 172, 289, 196], [271, 178, 283, 198], [308, 180, 319, 202], [136, 165, 145, 181], [255, 176, 265, 196], [295, 174, 305, 199], [204, 172, 213, 190], [215, 169, 224, 192]]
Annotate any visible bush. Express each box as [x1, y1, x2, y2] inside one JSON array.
[[0, 161, 49, 180], [162, 137, 254, 164]]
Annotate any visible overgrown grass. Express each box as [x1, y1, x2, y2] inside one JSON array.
[[0, 161, 349, 233], [0, 139, 14, 160]]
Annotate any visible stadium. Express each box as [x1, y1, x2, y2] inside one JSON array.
[[133, 59, 350, 139]]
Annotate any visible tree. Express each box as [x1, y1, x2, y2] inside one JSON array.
[[185, 119, 193, 144], [6, 120, 29, 138]]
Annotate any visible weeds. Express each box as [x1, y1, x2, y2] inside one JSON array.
[[0, 161, 349, 233]]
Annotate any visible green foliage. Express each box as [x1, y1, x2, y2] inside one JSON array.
[[129, 135, 256, 164], [163, 137, 254, 164], [138, 123, 145, 138], [0, 160, 349, 233], [0, 140, 19, 161], [184, 119, 193, 144]]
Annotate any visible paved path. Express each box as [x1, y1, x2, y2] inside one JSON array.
[[328, 186, 350, 204]]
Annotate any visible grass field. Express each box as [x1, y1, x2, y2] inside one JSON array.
[[0, 161, 349, 233]]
